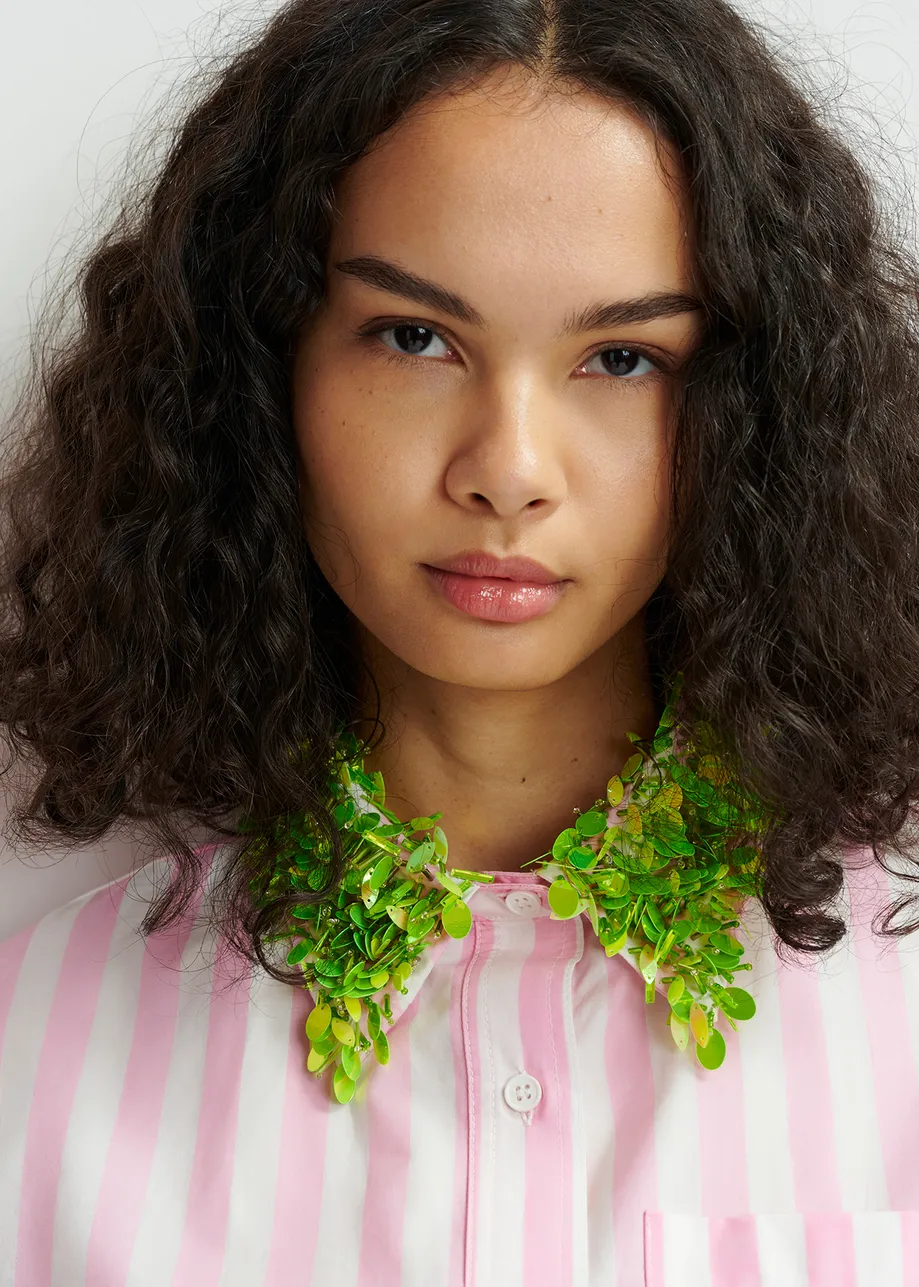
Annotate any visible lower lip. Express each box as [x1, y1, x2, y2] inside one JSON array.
[[422, 565, 570, 622]]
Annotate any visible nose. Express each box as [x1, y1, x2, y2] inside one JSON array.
[[443, 392, 567, 520]]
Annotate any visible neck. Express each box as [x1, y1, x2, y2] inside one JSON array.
[[352, 616, 660, 874]]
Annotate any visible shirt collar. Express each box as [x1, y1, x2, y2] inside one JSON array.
[[306, 867, 672, 1029], [304, 729, 747, 1034]]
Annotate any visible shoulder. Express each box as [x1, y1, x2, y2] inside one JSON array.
[[0, 842, 259, 1272], [0, 842, 231, 1063]]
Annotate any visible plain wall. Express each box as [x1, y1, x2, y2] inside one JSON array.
[[1, 0, 918, 939]]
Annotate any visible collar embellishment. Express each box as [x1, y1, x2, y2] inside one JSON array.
[[247, 674, 769, 1103]]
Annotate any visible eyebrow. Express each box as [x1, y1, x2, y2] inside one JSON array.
[[334, 254, 703, 337]]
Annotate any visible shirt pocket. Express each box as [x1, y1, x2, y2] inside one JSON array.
[[643, 1209, 919, 1286]]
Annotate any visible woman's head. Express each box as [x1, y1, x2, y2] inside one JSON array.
[[292, 64, 701, 694], [2, 0, 919, 978]]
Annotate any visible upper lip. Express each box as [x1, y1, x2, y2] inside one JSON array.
[[425, 551, 566, 584]]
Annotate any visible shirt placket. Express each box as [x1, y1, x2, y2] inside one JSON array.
[[461, 882, 585, 1287]]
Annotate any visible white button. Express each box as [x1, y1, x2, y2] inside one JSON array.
[[504, 890, 542, 917], [503, 1072, 543, 1113]]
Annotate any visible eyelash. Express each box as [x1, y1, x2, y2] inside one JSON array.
[[353, 320, 668, 389]]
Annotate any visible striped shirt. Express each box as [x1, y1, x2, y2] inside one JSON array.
[[2, 839, 919, 1286]]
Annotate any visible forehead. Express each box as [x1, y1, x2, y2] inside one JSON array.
[[329, 69, 696, 310]]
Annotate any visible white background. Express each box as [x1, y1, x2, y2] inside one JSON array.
[[1, 0, 917, 939]]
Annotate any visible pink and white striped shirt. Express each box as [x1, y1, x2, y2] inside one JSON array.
[[2, 839, 919, 1286]]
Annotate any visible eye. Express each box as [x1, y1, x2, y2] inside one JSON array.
[[580, 346, 659, 381], [364, 322, 452, 361], [355, 320, 666, 386]]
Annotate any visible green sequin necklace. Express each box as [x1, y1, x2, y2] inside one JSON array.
[[245, 672, 771, 1103]]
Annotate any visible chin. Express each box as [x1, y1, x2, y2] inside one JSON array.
[[392, 635, 586, 691], [353, 597, 609, 690]]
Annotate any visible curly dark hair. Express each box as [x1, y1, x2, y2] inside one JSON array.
[[2, 0, 919, 987]]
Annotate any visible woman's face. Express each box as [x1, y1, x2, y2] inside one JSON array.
[[291, 66, 703, 692]]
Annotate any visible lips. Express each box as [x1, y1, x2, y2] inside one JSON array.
[[425, 551, 563, 584], [421, 551, 571, 623]]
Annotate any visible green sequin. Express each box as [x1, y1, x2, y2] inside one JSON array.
[[243, 671, 772, 1102]]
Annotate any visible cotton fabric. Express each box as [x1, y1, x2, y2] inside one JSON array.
[[2, 840, 919, 1286]]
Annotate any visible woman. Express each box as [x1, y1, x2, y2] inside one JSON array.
[[1, 0, 919, 1283]]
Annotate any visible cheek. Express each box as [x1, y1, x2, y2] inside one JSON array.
[[292, 368, 427, 577], [294, 362, 369, 507], [589, 401, 673, 549]]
